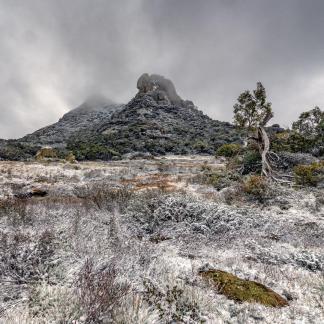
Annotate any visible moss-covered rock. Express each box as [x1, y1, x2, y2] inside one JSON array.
[[199, 269, 288, 307]]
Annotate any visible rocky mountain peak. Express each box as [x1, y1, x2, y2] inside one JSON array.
[[0, 73, 241, 160], [136, 73, 193, 108]]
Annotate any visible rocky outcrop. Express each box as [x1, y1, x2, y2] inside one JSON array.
[[136, 73, 192, 108]]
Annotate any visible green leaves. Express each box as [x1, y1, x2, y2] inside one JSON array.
[[290, 107, 324, 155], [292, 106, 324, 140], [233, 82, 273, 130]]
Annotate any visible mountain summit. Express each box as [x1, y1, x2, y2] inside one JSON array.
[[0, 74, 240, 160], [68, 74, 240, 160], [136, 73, 191, 107]]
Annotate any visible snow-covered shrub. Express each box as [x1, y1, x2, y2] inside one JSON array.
[[126, 191, 217, 234], [126, 191, 262, 237], [292, 251, 324, 272], [74, 182, 133, 212], [277, 151, 318, 169], [0, 230, 59, 285], [246, 241, 324, 272], [143, 279, 203, 323], [76, 259, 130, 323]]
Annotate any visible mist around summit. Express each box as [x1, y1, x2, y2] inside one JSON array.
[[0, 2, 323, 323]]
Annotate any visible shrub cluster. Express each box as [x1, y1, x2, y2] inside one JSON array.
[[0, 142, 40, 161], [0, 230, 58, 285], [216, 143, 241, 157], [193, 168, 240, 191], [76, 259, 130, 323], [74, 183, 133, 212], [67, 140, 121, 161], [241, 150, 262, 174], [242, 175, 270, 201], [143, 279, 203, 323], [293, 161, 324, 187]]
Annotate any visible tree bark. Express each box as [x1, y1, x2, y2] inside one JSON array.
[[257, 126, 272, 177]]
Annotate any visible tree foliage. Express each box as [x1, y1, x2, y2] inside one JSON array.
[[233, 82, 273, 130], [289, 107, 324, 155], [292, 106, 324, 140]]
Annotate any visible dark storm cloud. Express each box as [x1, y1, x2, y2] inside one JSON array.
[[1, 0, 324, 138]]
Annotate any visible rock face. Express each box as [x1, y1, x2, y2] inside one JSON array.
[[136, 73, 185, 106]]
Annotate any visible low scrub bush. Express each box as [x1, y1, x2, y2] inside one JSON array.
[[193, 170, 240, 191], [76, 259, 130, 323], [216, 143, 241, 157], [242, 175, 270, 201], [143, 279, 203, 323], [74, 183, 133, 212], [242, 150, 262, 174], [65, 152, 76, 163], [35, 147, 58, 161], [0, 230, 58, 285], [293, 161, 324, 186], [0, 198, 31, 226], [28, 284, 81, 322]]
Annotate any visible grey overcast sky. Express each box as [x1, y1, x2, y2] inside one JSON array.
[[1, 0, 324, 138]]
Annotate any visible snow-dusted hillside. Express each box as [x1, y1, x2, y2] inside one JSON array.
[[20, 96, 123, 147]]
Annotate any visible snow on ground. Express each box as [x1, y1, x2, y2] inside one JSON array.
[[0, 156, 323, 323]]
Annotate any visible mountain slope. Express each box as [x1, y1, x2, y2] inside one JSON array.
[[20, 96, 123, 147], [67, 74, 241, 159], [0, 74, 241, 160]]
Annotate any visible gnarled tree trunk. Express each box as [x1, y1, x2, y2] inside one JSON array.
[[257, 126, 272, 177]]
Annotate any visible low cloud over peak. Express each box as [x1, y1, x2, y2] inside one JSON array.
[[1, 0, 324, 138]]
